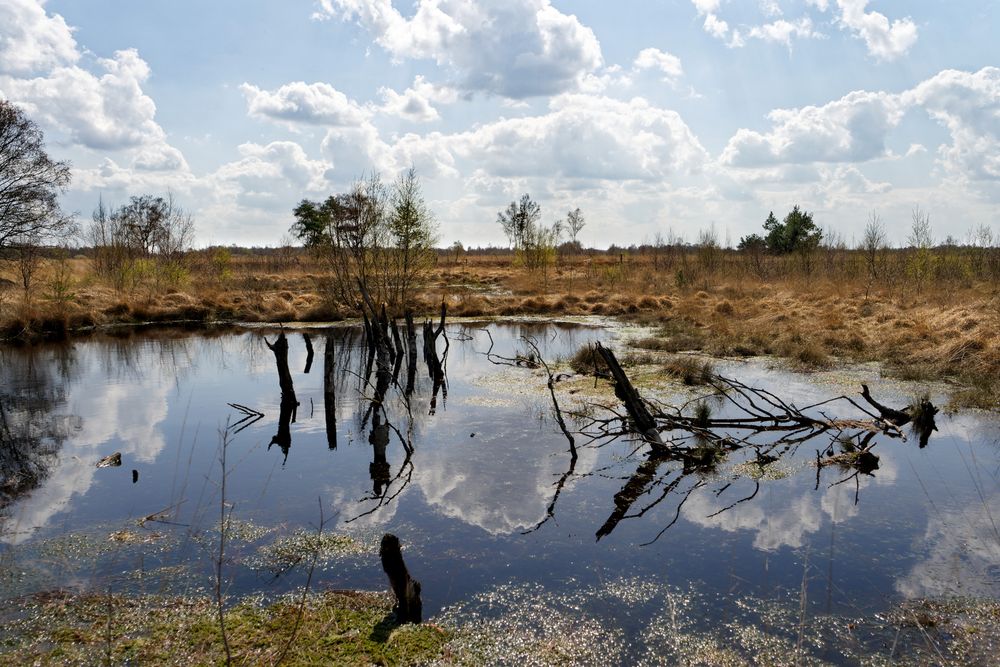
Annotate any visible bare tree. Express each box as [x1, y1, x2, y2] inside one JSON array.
[[861, 211, 886, 300], [497, 194, 541, 250], [0, 101, 74, 251], [566, 208, 585, 248], [87, 193, 195, 292]]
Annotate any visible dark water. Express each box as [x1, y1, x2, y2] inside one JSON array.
[[2, 322, 999, 662]]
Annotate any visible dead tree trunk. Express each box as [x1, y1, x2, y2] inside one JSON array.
[[594, 342, 664, 448], [379, 534, 422, 624]]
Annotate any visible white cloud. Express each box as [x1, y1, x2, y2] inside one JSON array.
[[378, 75, 457, 122], [633, 48, 684, 81], [453, 94, 708, 181], [241, 81, 370, 127], [213, 141, 332, 207], [905, 67, 1000, 182], [0, 0, 78, 76], [760, 0, 783, 17], [746, 18, 822, 47], [722, 90, 905, 166], [691, 0, 730, 41], [835, 0, 918, 61], [0, 2, 188, 180], [1, 48, 167, 151], [315, 0, 603, 99]]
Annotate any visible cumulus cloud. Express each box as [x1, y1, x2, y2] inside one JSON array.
[[0, 0, 78, 75], [1, 48, 167, 151], [691, 1, 730, 40], [0, 2, 188, 179], [241, 81, 370, 126], [453, 94, 708, 180], [213, 141, 332, 208], [315, 0, 603, 98], [378, 75, 457, 122], [633, 48, 684, 81], [721, 90, 905, 166], [905, 67, 1000, 182], [834, 0, 918, 61]]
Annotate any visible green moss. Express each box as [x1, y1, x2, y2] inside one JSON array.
[[0, 590, 450, 666]]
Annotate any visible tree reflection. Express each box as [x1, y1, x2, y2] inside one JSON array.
[[0, 345, 79, 525], [531, 344, 940, 544]]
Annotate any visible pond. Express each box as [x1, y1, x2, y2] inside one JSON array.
[[1, 321, 999, 663]]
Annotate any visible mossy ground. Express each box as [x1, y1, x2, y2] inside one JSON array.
[[0, 590, 450, 666]]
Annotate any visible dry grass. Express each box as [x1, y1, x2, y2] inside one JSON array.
[[2, 249, 998, 409]]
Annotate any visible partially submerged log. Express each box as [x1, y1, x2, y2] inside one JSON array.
[[860, 383, 938, 447], [379, 534, 422, 624], [595, 342, 664, 448]]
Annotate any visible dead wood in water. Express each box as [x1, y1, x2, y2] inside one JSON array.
[[578, 344, 940, 541], [488, 336, 941, 542], [379, 534, 422, 624]]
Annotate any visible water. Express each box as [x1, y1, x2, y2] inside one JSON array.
[[1, 321, 998, 662]]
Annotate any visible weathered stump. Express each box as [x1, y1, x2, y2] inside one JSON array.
[[379, 534, 422, 624]]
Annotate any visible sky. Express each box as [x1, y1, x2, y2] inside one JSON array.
[[1, 0, 997, 248]]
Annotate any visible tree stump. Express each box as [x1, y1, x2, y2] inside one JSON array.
[[379, 534, 422, 624]]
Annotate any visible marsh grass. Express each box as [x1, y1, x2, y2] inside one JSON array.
[[662, 355, 715, 386], [2, 249, 997, 409]]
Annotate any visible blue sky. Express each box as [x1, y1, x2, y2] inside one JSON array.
[[1, 0, 997, 247]]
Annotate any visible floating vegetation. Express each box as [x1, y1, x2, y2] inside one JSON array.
[[246, 530, 366, 574], [224, 519, 274, 544], [435, 578, 1000, 667], [108, 529, 164, 544]]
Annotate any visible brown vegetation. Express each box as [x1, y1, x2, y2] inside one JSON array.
[[2, 244, 998, 408]]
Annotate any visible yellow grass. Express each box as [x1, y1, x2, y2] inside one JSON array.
[[2, 248, 998, 409]]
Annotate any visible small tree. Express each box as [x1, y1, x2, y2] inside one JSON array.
[[497, 194, 541, 250], [0, 101, 74, 252], [737, 233, 767, 278], [761, 206, 822, 255], [449, 240, 464, 265], [291, 170, 437, 311], [566, 208, 585, 250], [907, 206, 934, 293], [386, 168, 437, 307], [861, 211, 887, 299]]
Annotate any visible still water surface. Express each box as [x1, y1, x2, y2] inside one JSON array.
[[1, 322, 998, 661]]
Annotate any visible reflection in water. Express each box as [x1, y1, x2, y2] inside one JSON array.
[[265, 332, 300, 463], [0, 336, 191, 544], [575, 349, 940, 545], [0, 346, 76, 518], [0, 322, 996, 651]]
